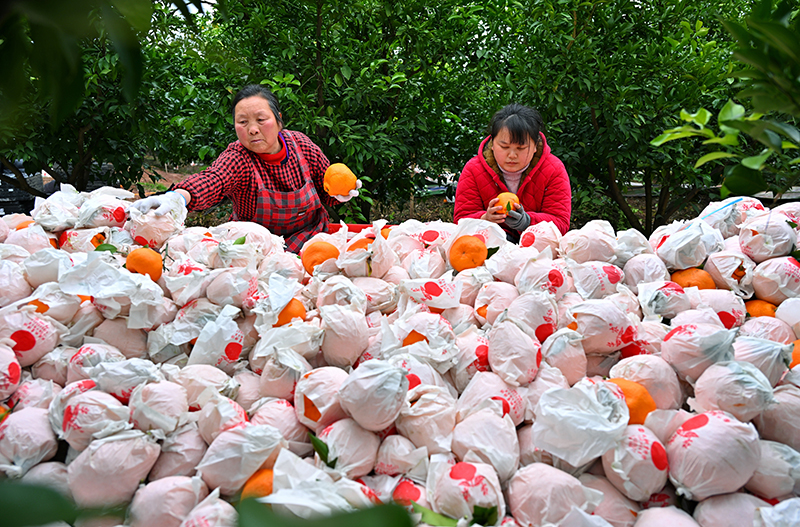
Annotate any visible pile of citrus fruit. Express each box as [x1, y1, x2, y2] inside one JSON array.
[[0, 189, 798, 527]]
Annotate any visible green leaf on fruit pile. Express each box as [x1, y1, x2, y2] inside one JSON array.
[[94, 243, 117, 253], [233, 236, 247, 245], [238, 499, 413, 527], [742, 149, 772, 169], [486, 246, 499, 259], [720, 164, 767, 198], [411, 502, 458, 526], [472, 505, 498, 526], [308, 432, 337, 469]]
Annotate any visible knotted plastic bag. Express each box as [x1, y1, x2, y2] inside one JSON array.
[[429, 459, 506, 524], [754, 385, 800, 452], [452, 407, 520, 482], [609, 355, 682, 410], [559, 220, 618, 264], [745, 439, 800, 500], [293, 366, 349, 433], [395, 385, 456, 455], [129, 380, 189, 434], [752, 256, 800, 305], [621, 254, 669, 295], [532, 379, 629, 467], [338, 359, 408, 432], [689, 361, 775, 422], [128, 475, 209, 527], [666, 411, 761, 500], [739, 211, 797, 263], [602, 425, 669, 502], [0, 407, 58, 477], [315, 417, 380, 479], [660, 323, 736, 384]]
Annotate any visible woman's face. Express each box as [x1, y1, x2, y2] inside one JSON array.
[[234, 96, 283, 154], [491, 127, 535, 173]]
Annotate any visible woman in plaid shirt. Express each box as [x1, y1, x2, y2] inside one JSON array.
[[134, 85, 359, 253]]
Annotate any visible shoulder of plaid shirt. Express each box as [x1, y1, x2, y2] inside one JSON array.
[[169, 129, 337, 221]]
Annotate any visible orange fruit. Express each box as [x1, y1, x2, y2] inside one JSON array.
[[449, 235, 488, 272], [380, 227, 392, 239], [670, 268, 716, 290], [241, 468, 274, 499], [496, 192, 520, 215], [606, 377, 657, 425], [0, 403, 10, 424], [403, 330, 428, 346], [567, 321, 578, 331], [323, 163, 357, 196], [49, 238, 58, 249], [28, 299, 49, 313], [303, 394, 321, 422], [791, 340, 800, 369], [476, 305, 488, 319], [77, 295, 93, 304], [90, 233, 106, 248], [275, 298, 307, 327], [347, 237, 374, 252], [15, 219, 34, 230], [731, 265, 746, 282], [745, 299, 777, 317], [126, 247, 163, 281], [301, 241, 340, 275]]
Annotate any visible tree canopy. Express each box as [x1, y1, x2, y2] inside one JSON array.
[[0, 0, 771, 233]]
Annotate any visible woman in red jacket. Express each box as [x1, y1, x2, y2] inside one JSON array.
[[454, 103, 571, 240]]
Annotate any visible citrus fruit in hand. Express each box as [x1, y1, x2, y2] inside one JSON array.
[[496, 192, 520, 215], [241, 468, 274, 499], [126, 247, 163, 281], [670, 268, 716, 290], [275, 298, 307, 327], [449, 235, 488, 272], [301, 241, 340, 275], [745, 299, 777, 317], [606, 377, 657, 425], [323, 163, 357, 196]]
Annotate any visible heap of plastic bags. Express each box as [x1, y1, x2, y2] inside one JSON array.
[[1, 186, 799, 527]]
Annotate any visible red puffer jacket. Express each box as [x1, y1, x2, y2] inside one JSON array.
[[454, 133, 572, 235]]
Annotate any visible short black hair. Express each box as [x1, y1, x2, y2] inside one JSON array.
[[489, 103, 543, 145], [231, 84, 283, 126]]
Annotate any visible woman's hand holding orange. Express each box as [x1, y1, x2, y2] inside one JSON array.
[[481, 197, 510, 224]]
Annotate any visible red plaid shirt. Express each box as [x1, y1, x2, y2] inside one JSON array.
[[174, 130, 336, 221]]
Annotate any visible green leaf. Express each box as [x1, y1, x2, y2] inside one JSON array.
[[233, 235, 247, 245], [472, 505, 498, 526], [718, 100, 745, 122], [742, 149, 772, 169], [0, 481, 80, 526], [411, 502, 458, 527], [787, 220, 798, 229], [695, 152, 739, 168], [100, 3, 143, 102], [341, 65, 352, 80], [308, 432, 336, 468], [110, 0, 153, 32], [680, 108, 711, 126], [94, 243, 118, 253], [721, 164, 767, 196], [702, 133, 740, 146], [486, 246, 499, 258], [238, 499, 413, 527]]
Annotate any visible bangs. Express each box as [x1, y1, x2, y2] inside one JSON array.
[[497, 114, 534, 145]]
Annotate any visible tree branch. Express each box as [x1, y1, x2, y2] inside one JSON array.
[[0, 155, 45, 197]]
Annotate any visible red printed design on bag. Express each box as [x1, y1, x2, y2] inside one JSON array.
[[113, 206, 127, 224], [10, 330, 35, 353], [469, 343, 491, 374], [717, 311, 736, 329], [651, 441, 669, 471], [449, 462, 490, 500], [626, 427, 655, 460], [393, 479, 421, 506], [63, 403, 90, 432], [663, 325, 696, 342], [491, 396, 511, 416], [520, 232, 536, 247], [659, 282, 685, 296], [669, 413, 710, 448], [603, 265, 622, 284]]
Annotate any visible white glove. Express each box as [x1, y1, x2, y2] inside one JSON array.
[[332, 179, 363, 203], [132, 191, 186, 216]]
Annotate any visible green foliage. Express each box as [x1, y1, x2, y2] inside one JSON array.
[[0, 481, 123, 527], [237, 499, 413, 527], [653, 0, 800, 200]]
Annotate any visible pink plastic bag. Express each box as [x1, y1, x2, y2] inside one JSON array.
[[739, 212, 797, 263], [693, 493, 771, 527], [578, 474, 640, 527], [752, 256, 800, 305], [570, 299, 637, 354], [0, 407, 58, 477], [520, 220, 562, 254], [67, 430, 161, 507], [0, 308, 65, 367], [622, 254, 669, 295], [507, 463, 602, 527], [128, 476, 209, 527], [738, 316, 796, 345], [602, 425, 669, 502], [0, 260, 33, 307], [195, 392, 249, 445], [745, 439, 800, 500], [374, 434, 428, 480], [293, 366, 349, 433], [88, 357, 161, 404], [66, 343, 126, 384], [637, 281, 690, 320], [316, 417, 380, 479], [690, 361, 775, 422], [150, 423, 208, 480], [704, 251, 756, 298], [338, 359, 408, 432], [249, 398, 311, 457], [59, 389, 131, 451], [431, 460, 506, 524], [634, 506, 700, 527], [609, 355, 683, 410], [474, 281, 519, 326], [488, 316, 542, 387], [395, 385, 456, 455], [452, 407, 520, 482], [541, 328, 586, 386], [129, 380, 189, 434], [178, 489, 237, 527], [660, 324, 736, 383], [559, 220, 618, 264], [92, 319, 148, 359], [666, 411, 761, 500], [456, 371, 526, 426], [754, 384, 800, 452], [0, 344, 22, 400], [693, 289, 747, 329], [195, 424, 285, 496]]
